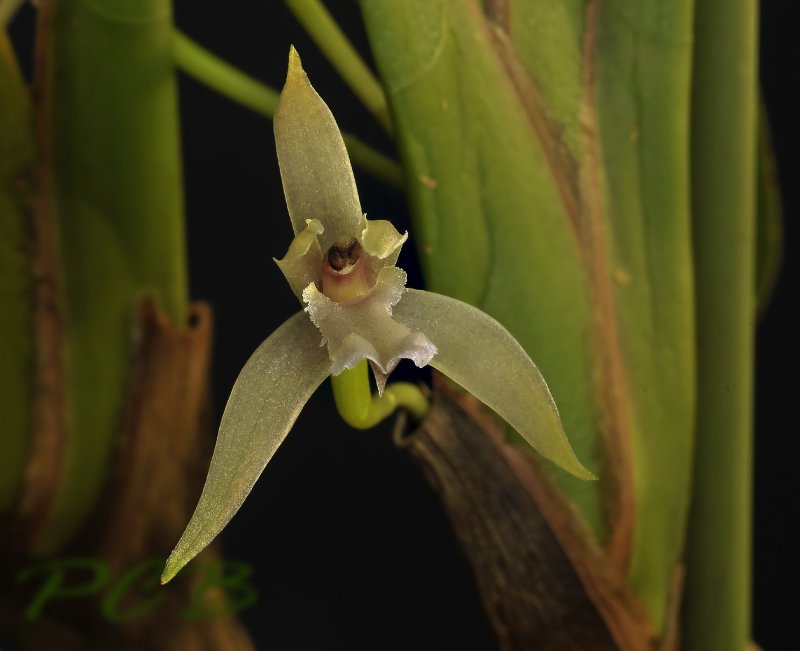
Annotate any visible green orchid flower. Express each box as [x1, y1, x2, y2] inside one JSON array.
[[161, 48, 592, 585]]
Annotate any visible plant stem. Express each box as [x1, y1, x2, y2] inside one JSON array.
[[172, 30, 402, 188], [283, 0, 392, 134], [173, 30, 279, 117], [682, 0, 757, 649], [331, 360, 429, 429]]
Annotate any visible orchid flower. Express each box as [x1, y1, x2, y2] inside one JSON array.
[[161, 48, 593, 584]]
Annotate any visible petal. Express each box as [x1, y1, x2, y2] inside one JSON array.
[[393, 290, 595, 480], [360, 219, 408, 266], [161, 311, 330, 584], [274, 47, 366, 251], [360, 219, 409, 288], [275, 218, 324, 299], [303, 267, 437, 392]]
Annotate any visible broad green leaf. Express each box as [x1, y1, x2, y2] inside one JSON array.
[[361, 0, 604, 539], [501, 0, 586, 159], [162, 311, 330, 584], [35, 0, 187, 552], [592, 0, 695, 627], [362, 0, 696, 630], [0, 31, 35, 514]]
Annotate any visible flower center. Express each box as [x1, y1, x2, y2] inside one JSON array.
[[327, 237, 361, 273], [322, 237, 370, 302]]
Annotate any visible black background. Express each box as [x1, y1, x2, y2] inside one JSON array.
[[7, 1, 798, 649]]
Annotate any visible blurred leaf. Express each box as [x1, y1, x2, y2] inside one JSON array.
[[33, 0, 187, 552], [0, 31, 35, 514]]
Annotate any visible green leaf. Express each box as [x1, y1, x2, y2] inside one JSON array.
[[362, 0, 697, 630], [498, 0, 586, 159], [0, 31, 35, 514], [34, 0, 188, 552], [591, 0, 695, 628], [361, 0, 604, 537]]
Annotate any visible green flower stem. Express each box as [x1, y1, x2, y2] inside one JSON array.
[[331, 360, 429, 429], [173, 31, 279, 117], [283, 0, 392, 134], [0, 0, 26, 27], [682, 0, 757, 649], [172, 31, 401, 189]]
